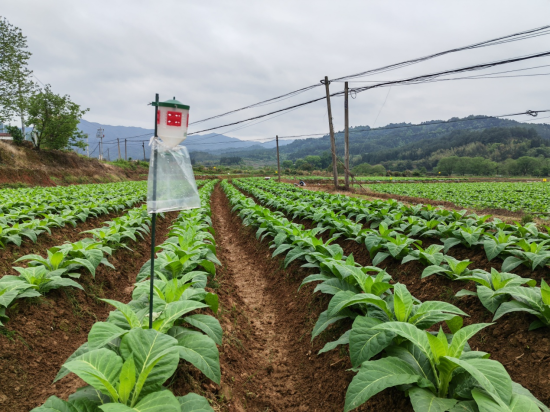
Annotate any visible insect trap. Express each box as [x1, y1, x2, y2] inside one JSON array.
[[147, 96, 200, 213], [146, 94, 201, 328]]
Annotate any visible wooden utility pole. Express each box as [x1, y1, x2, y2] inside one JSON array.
[[323, 76, 338, 188], [142, 142, 146, 161], [344, 81, 350, 190], [117, 138, 121, 160], [125, 139, 127, 160], [276, 135, 281, 182]]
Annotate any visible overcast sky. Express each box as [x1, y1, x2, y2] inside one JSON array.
[[3, 0, 550, 142]]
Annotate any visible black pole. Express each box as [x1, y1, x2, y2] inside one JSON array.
[[149, 93, 159, 329]]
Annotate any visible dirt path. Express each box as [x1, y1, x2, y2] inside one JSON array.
[[202, 184, 410, 412], [209, 185, 347, 411]]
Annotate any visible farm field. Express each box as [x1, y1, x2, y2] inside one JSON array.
[[368, 181, 550, 213], [0, 178, 549, 411]]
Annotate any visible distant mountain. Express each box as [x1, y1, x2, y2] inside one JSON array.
[[77, 119, 293, 160], [278, 115, 550, 161]]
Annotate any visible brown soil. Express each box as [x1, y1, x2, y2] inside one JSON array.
[[0, 211, 179, 411], [171, 185, 411, 411], [0, 141, 148, 187], [0, 206, 143, 277]]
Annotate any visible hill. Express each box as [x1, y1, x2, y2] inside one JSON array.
[[77, 120, 293, 160], [0, 140, 148, 187]]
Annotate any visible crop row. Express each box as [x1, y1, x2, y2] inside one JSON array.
[[222, 180, 547, 411], [0, 180, 210, 326], [30, 179, 220, 411], [370, 181, 550, 213], [0, 181, 149, 249], [236, 178, 550, 331]]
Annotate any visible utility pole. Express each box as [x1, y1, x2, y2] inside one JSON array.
[[142, 142, 146, 161], [86, 134, 89, 157], [96, 128, 104, 160], [125, 139, 127, 161], [322, 76, 338, 189], [344, 81, 350, 190], [107, 148, 110, 161], [117, 138, 121, 160], [276, 135, 281, 182]]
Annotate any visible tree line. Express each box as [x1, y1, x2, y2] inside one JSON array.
[[0, 18, 87, 151]]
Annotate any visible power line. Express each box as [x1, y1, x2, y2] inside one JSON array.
[[187, 50, 550, 136], [333, 25, 550, 82], [188, 24, 550, 127], [349, 50, 550, 94], [189, 84, 321, 126], [335, 63, 550, 83]]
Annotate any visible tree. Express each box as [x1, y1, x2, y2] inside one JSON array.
[[516, 156, 540, 176], [436, 156, 459, 175], [26, 85, 89, 150], [0, 18, 36, 130], [304, 155, 322, 169], [5, 125, 23, 145], [282, 160, 293, 168]]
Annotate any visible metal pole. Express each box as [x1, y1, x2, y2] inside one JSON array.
[[149, 93, 159, 329], [344, 81, 350, 190], [125, 139, 127, 161], [107, 148, 110, 161], [276, 135, 281, 182], [117, 138, 121, 160], [143, 142, 146, 161], [323, 76, 338, 189]]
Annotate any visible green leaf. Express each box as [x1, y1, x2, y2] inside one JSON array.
[[422, 265, 446, 279], [449, 400, 478, 412], [541, 279, 550, 306], [119, 328, 179, 400], [386, 342, 436, 389], [55, 343, 91, 382], [177, 393, 214, 412], [99, 390, 181, 412], [118, 356, 136, 405], [371, 322, 433, 361], [443, 357, 511, 407], [445, 316, 463, 334], [88, 322, 128, 350], [409, 387, 458, 412], [448, 323, 492, 359], [319, 330, 350, 354], [156, 300, 209, 333], [184, 314, 223, 345], [204, 293, 219, 314], [311, 309, 350, 339], [344, 356, 422, 412], [349, 316, 394, 367], [30, 396, 78, 412], [477, 286, 506, 314], [393, 283, 413, 322], [501, 256, 524, 273], [63, 348, 122, 402], [493, 301, 541, 322], [102, 299, 141, 329], [426, 329, 448, 362], [175, 333, 221, 384]]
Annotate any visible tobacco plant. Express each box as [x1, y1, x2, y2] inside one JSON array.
[[493, 279, 550, 330], [455, 268, 536, 313]]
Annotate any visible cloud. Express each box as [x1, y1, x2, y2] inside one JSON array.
[[3, 0, 550, 143]]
